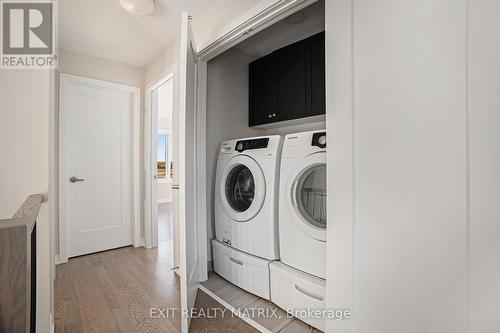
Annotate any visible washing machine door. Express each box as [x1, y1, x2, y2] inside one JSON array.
[[220, 155, 266, 222], [287, 151, 327, 241]]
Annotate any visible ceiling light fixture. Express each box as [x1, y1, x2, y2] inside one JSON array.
[[120, 0, 155, 16]]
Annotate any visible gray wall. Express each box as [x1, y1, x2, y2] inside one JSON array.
[[468, 1, 500, 330], [206, 48, 265, 261]]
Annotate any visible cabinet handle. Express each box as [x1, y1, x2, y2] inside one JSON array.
[[294, 285, 324, 301], [229, 257, 244, 266]]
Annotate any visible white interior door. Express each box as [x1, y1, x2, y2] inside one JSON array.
[[147, 76, 175, 250], [178, 12, 199, 332], [170, 83, 180, 271], [149, 88, 159, 248], [60, 75, 134, 258]]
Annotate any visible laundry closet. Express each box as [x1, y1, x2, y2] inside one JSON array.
[[203, 1, 327, 331]]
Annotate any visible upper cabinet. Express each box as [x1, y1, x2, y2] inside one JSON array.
[[309, 32, 326, 116], [249, 53, 278, 126], [249, 31, 325, 127], [276, 36, 310, 122]]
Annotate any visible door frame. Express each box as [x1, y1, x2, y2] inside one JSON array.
[[193, 0, 318, 283], [58, 73, 141, 263], [144, 72, 175, 249]]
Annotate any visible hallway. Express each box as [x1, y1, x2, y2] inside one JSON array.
[[53, 204, 256, 333], [54, 242, 181, 333]]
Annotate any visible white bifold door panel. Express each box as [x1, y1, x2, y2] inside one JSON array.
[[60, 74, 134, 258], [178, 12, 201, 333]]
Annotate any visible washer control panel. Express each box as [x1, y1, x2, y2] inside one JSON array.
[[235, 138, 269, 152], [312, 132, 326, 149]]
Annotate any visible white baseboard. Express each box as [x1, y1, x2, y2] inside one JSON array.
[[56, 239, 145, 265], [55, 254, 68, 265], [133, 237, 145, 248], [50, 312, 54, 333], [158, 199, 173, 204]]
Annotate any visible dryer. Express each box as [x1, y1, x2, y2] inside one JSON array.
[[270, 130, 327, 329], [214, 135, 282, 260], [278, 130, 327, 279]]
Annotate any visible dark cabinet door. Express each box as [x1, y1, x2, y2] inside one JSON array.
[[249, 53, 278, 126], [309, 31, 326, 116], [276, 38, 310, 122], [248, 31, 325, 127]]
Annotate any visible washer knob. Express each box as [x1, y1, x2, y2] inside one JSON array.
[[318, 135, 327, 146], [236, 143, 244, 151]]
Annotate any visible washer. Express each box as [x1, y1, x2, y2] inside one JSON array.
[[214, 135, 282, 260], [279, 130, 327, 279]]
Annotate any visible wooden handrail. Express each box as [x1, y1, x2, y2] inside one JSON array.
[[0, 194, 43, 232]]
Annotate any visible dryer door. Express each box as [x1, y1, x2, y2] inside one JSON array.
[[220, 155, 266, 222], [287, 151, 327, 241]]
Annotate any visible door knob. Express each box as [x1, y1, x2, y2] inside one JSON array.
[[69, 176, 85, 183]]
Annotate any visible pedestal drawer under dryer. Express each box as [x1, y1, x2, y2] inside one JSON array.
[[270, 261, 326, 331]]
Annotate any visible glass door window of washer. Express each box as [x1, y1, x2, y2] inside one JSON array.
[[225, 165, 255, 212], [295, 164, 327, 229]]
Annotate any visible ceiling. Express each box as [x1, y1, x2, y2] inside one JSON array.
[[235, 0, 324, 58], [59, 0, 218, 67]]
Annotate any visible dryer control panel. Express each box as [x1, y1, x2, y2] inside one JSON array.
[[235, 138, 269, 152], [312, 132, 326, 149]]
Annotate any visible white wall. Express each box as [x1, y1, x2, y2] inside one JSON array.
[[0, 69, 53, 332], [145, 44, 180, 209], [59, 48, 143, 86], [145, 40, 180, 87], [326, 1, 500, 332], [157, 77, 174, 129]]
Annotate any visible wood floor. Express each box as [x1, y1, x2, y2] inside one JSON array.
[[54, 243, 182, 333], [54, 207, 314, 333], [54, 242, 255, 332]]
